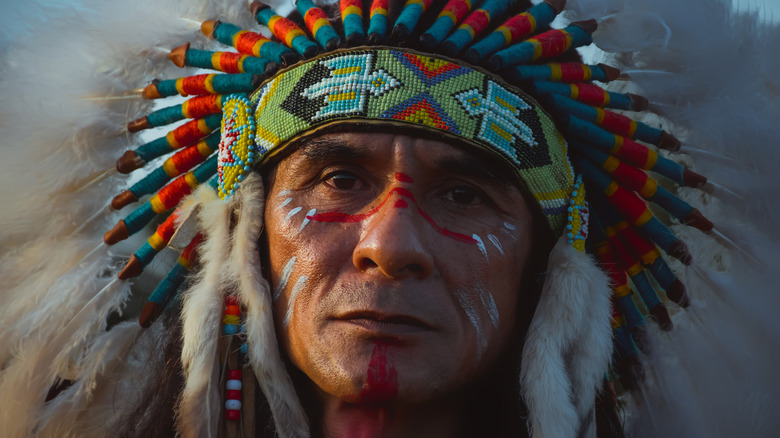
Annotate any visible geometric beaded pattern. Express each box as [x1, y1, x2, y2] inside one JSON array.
[[244, 47, 574, 235], [566, 174, 589, 252], [217, 95, 257, 198]]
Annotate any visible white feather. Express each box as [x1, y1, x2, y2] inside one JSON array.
[[520, 236, 612, 438], [178, 184, 229, 438], [230, 175, 310, 438]]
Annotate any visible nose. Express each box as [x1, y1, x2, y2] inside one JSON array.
[[352, 190, 434, 279]]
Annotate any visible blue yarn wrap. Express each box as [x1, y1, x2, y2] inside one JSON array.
[[185, 49, 272, 75], [546, 94, 663, 145], [213, 21, 292, 62], [148, 263, 188, 305], [296, 0, 341, 48], [124, 202, 157, 236], [255, 7, 319, 57], [489, 22, 593, 69], [465, 2, 556, 62], [504, 63, 612, 83], [629, 270, 662, 309], [566, 116, 685, 185], [135, 114, 221, 163]]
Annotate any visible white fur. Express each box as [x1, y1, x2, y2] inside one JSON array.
[[229, 175, 310, 438], [520, 236, 612, 438], [178, 184, 229, 438]]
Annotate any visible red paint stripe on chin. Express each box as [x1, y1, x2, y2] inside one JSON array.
[[360, 342, 398, 403]]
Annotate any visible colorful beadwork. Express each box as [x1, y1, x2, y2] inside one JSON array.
[[566, 175, 588, 251], [244, 48, 574, 234], [218, 94, 257, 198]]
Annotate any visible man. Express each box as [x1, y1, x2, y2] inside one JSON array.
[[5, 0, 777, 437]]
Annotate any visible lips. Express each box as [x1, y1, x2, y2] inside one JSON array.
[[333, 310, 434, 335]]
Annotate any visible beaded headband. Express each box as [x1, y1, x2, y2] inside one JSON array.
[[217, 47, 574, 233], [102, 0, 715, 398]]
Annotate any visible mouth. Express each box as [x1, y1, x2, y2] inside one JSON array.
[[333, 311, 434, 336]]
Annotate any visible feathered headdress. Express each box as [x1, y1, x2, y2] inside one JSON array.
[[1, 0, 779, 437]]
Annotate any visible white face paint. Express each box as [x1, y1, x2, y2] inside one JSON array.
[[283, 275, 308, 327], [299, 208, 316, 231], [477, 285, 500, 329], [455, 289, 487, 358], [273, 257, 297, 301], [487, 234, 504, 256], [503, 222, 516, 230], [276, 197, 293, 210], [277, 190, 291, 197], [472, 234, 488, 261], [285, 206, 303, 222]]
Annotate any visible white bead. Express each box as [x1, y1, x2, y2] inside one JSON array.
[[225, 399, 242, 410], [226, 379, 243, 391]]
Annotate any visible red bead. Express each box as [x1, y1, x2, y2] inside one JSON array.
[[224, 304, 241, 316], [226, 390, 241, 400], [225, 295, 240, 306], [225, 409, 241, 421], [228, 369, 242, 380]]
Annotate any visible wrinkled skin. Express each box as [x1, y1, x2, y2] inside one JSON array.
[[265, 132, 535, 437]]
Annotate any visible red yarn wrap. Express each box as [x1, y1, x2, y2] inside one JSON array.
[[155, 210, 180, 242], [606, 185, 650, 225], [157, 175, 194, 210], [216, 52, 244, 73], [608, 159, 649, 193], [180, 74, 214, 96], [599, 110, 635, 137], [613, 137, 652, 170], [170, 144, 209, 174], [440, 0, 472, 21], [304, 6, 329, 28], [184, 95, 223, 118], [462, 9, 490, 33], [341, 0, 363, 14], [596, 242, 628, 287], [534, 28, 572, 58], [172, 118, 212, 147], [606, 231, 641, 272], [559, 63, 591, 82], [235, 32, 270, 56], [270, 16, 302, 42], [180, 233, 204, 264], [502, 14, 535, 41], [574, 83, 609, 106], [618, 225, 657, 260]]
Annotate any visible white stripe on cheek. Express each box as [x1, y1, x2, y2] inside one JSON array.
[[472, 234, 488, 261], [455, 289, 487, 358], [276, 197, 293, 210], [487, 234, 504, 255], [478, 285, 500, 329], [504, 222, 516, 231], [285, 206, 303, 222], [300, 208, 316, 231], [283, 275, 308, 327], [273, 257, 296, 301]]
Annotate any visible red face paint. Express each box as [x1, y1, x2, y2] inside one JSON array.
[[394, 172, 414, 183], [307, 187, 478, 244], [360, 342, 398, 403]]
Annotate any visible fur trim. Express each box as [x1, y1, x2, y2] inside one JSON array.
[[230, 174, 310, 438], [178, 184, 230, 438], [520, 236, 612, 438]]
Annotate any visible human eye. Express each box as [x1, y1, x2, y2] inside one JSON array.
[[441, 185, 488, 207], [322, 170, 365, 191]]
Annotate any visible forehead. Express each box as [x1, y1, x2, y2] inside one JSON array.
[[271, 130, 523, 186]]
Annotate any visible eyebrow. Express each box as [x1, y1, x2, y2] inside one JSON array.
[[433, 154, 520, 189], [299, 137, 370, 162]]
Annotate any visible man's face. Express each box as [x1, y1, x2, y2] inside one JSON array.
[[265, 132, 534, 405]]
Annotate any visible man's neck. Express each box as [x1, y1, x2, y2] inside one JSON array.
[[319, 398, 463, 438]]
